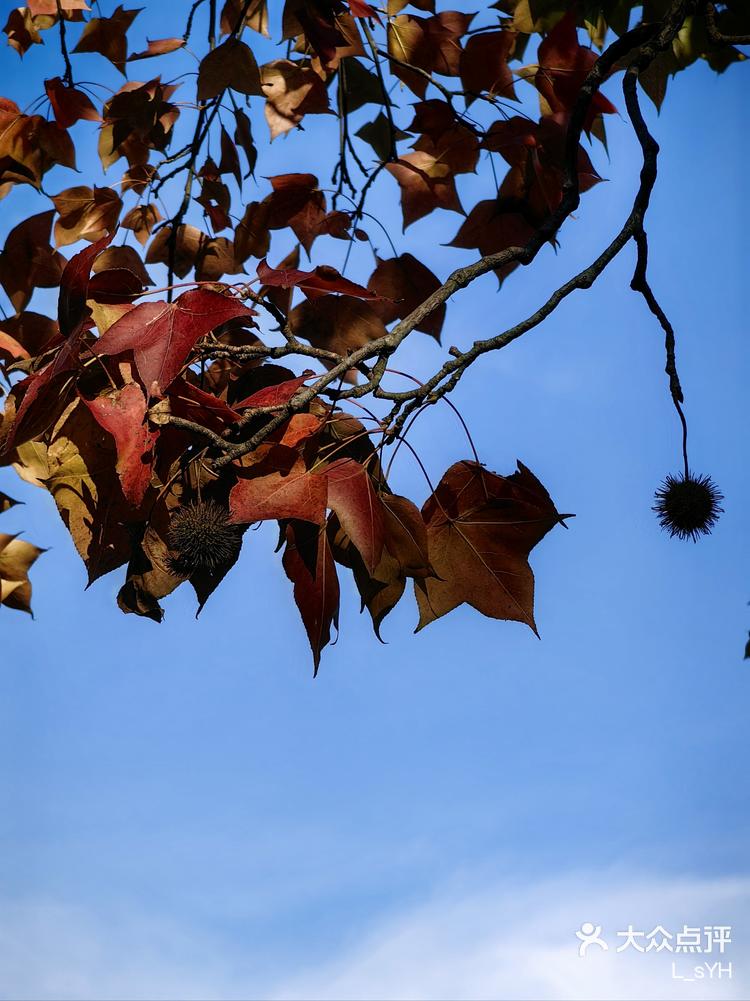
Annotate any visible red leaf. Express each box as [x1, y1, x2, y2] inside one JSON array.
[[168, 377, 241, 432], [326, 457, 385, 575], [257, 259, 384, 301], [95, 288, 255, 395], [229, 447, 327, 526], [233, 372, 314, 409], [535, 10, 617, 131], [282, 519, 339, 674], [58, 234, 113, 339], [348, 0, 379, 18], [45, 77, 101, 129], [82, 382, 156, 507]]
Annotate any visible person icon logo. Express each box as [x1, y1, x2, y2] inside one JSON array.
[[576, 922, 608, 958]]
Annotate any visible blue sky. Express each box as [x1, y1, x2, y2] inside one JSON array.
[[0, 4, 748, 999]]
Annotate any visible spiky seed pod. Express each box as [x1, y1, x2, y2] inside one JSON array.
[[168, 500, 242, 575], [653, 471, 723, 542]]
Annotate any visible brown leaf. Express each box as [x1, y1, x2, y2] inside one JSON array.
[[0, 312, 59, 358], [0, 211, 65, 313], [0, 102, 76, 190], [266, 173, 328, 255], [145, 224, 203, 279], [52, 185, 122, 247], [234, 201, 271, 263], [128, 37, 185, 61], [260, 59, 331, 139], [45, 76, 101, 128], [415, 460, 569, 633], [532, 9, 617, 131], [282, 518, 339, 674], [386, 151, 463, 229], [0, 533, 45, 616], [459, 30, 517, 102], [450, 199, 535, 283], [289, 294, 387, 355], [367, 253, 445, 340], [197, 37, 263, 100], [220, 0, 269, 37], [72, 4, 142, 74], [121, 203, 162, 246], [4, 8, 46, 58], [42, 399, 135, 583]]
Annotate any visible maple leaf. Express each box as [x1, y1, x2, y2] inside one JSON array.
[[289, 294, 388, 356], [0, 101, 76, 190], [325, 457, 385, 576], [0, 312, 58, 359], [233, 371, 315, 410], [72, 5, 142, 74], [260, 59, 331, 139], [90, 244, 153, 293], [99, 79, 180, 170], [415, 460, 570, 633], [460, 29, 517, 102], [230, 446, 328, 526], [386, 152, 463, 229], [266, 173, 328, 255], [81, 381, 157, 507], [45, 77, 101, 130], [127, 37, 185, 61], [121, 203, 162, 246], [387, 12, 474, 96], [0, 533, 45, 616], [58, 233, 112, 338], [51, 185, 122, 247], [95, 288, 256, 396], [218, 126, 242, 188], [367, 253, 445, 341], [118, 518, 180, 622], [27, 0, 88, 14], [450, 200, 535, 283], [0, 211, 66, 313], [4, 8, 45, 58], [531, 9, 617, 131], [282, 519, 339, 674], [42, 398, 136, 583], [330, 492, 431, 638], [197, 37, 263, 100], [220, 0, 269, 37], [145, 224, 204, 279], [0, 329, 29, 366], [257, 259, 383, 301]]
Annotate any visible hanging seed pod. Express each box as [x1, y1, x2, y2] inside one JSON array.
[[653, 471, 723, 542]]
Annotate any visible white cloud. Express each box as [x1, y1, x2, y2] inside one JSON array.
[[272, 869, 750, 1001], [1, 870, 748, 1000]]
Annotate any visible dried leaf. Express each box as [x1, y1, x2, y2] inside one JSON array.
[[197, 37, 263, 100], [72, 5, 142, 74], [415, 460, 569, 633]]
